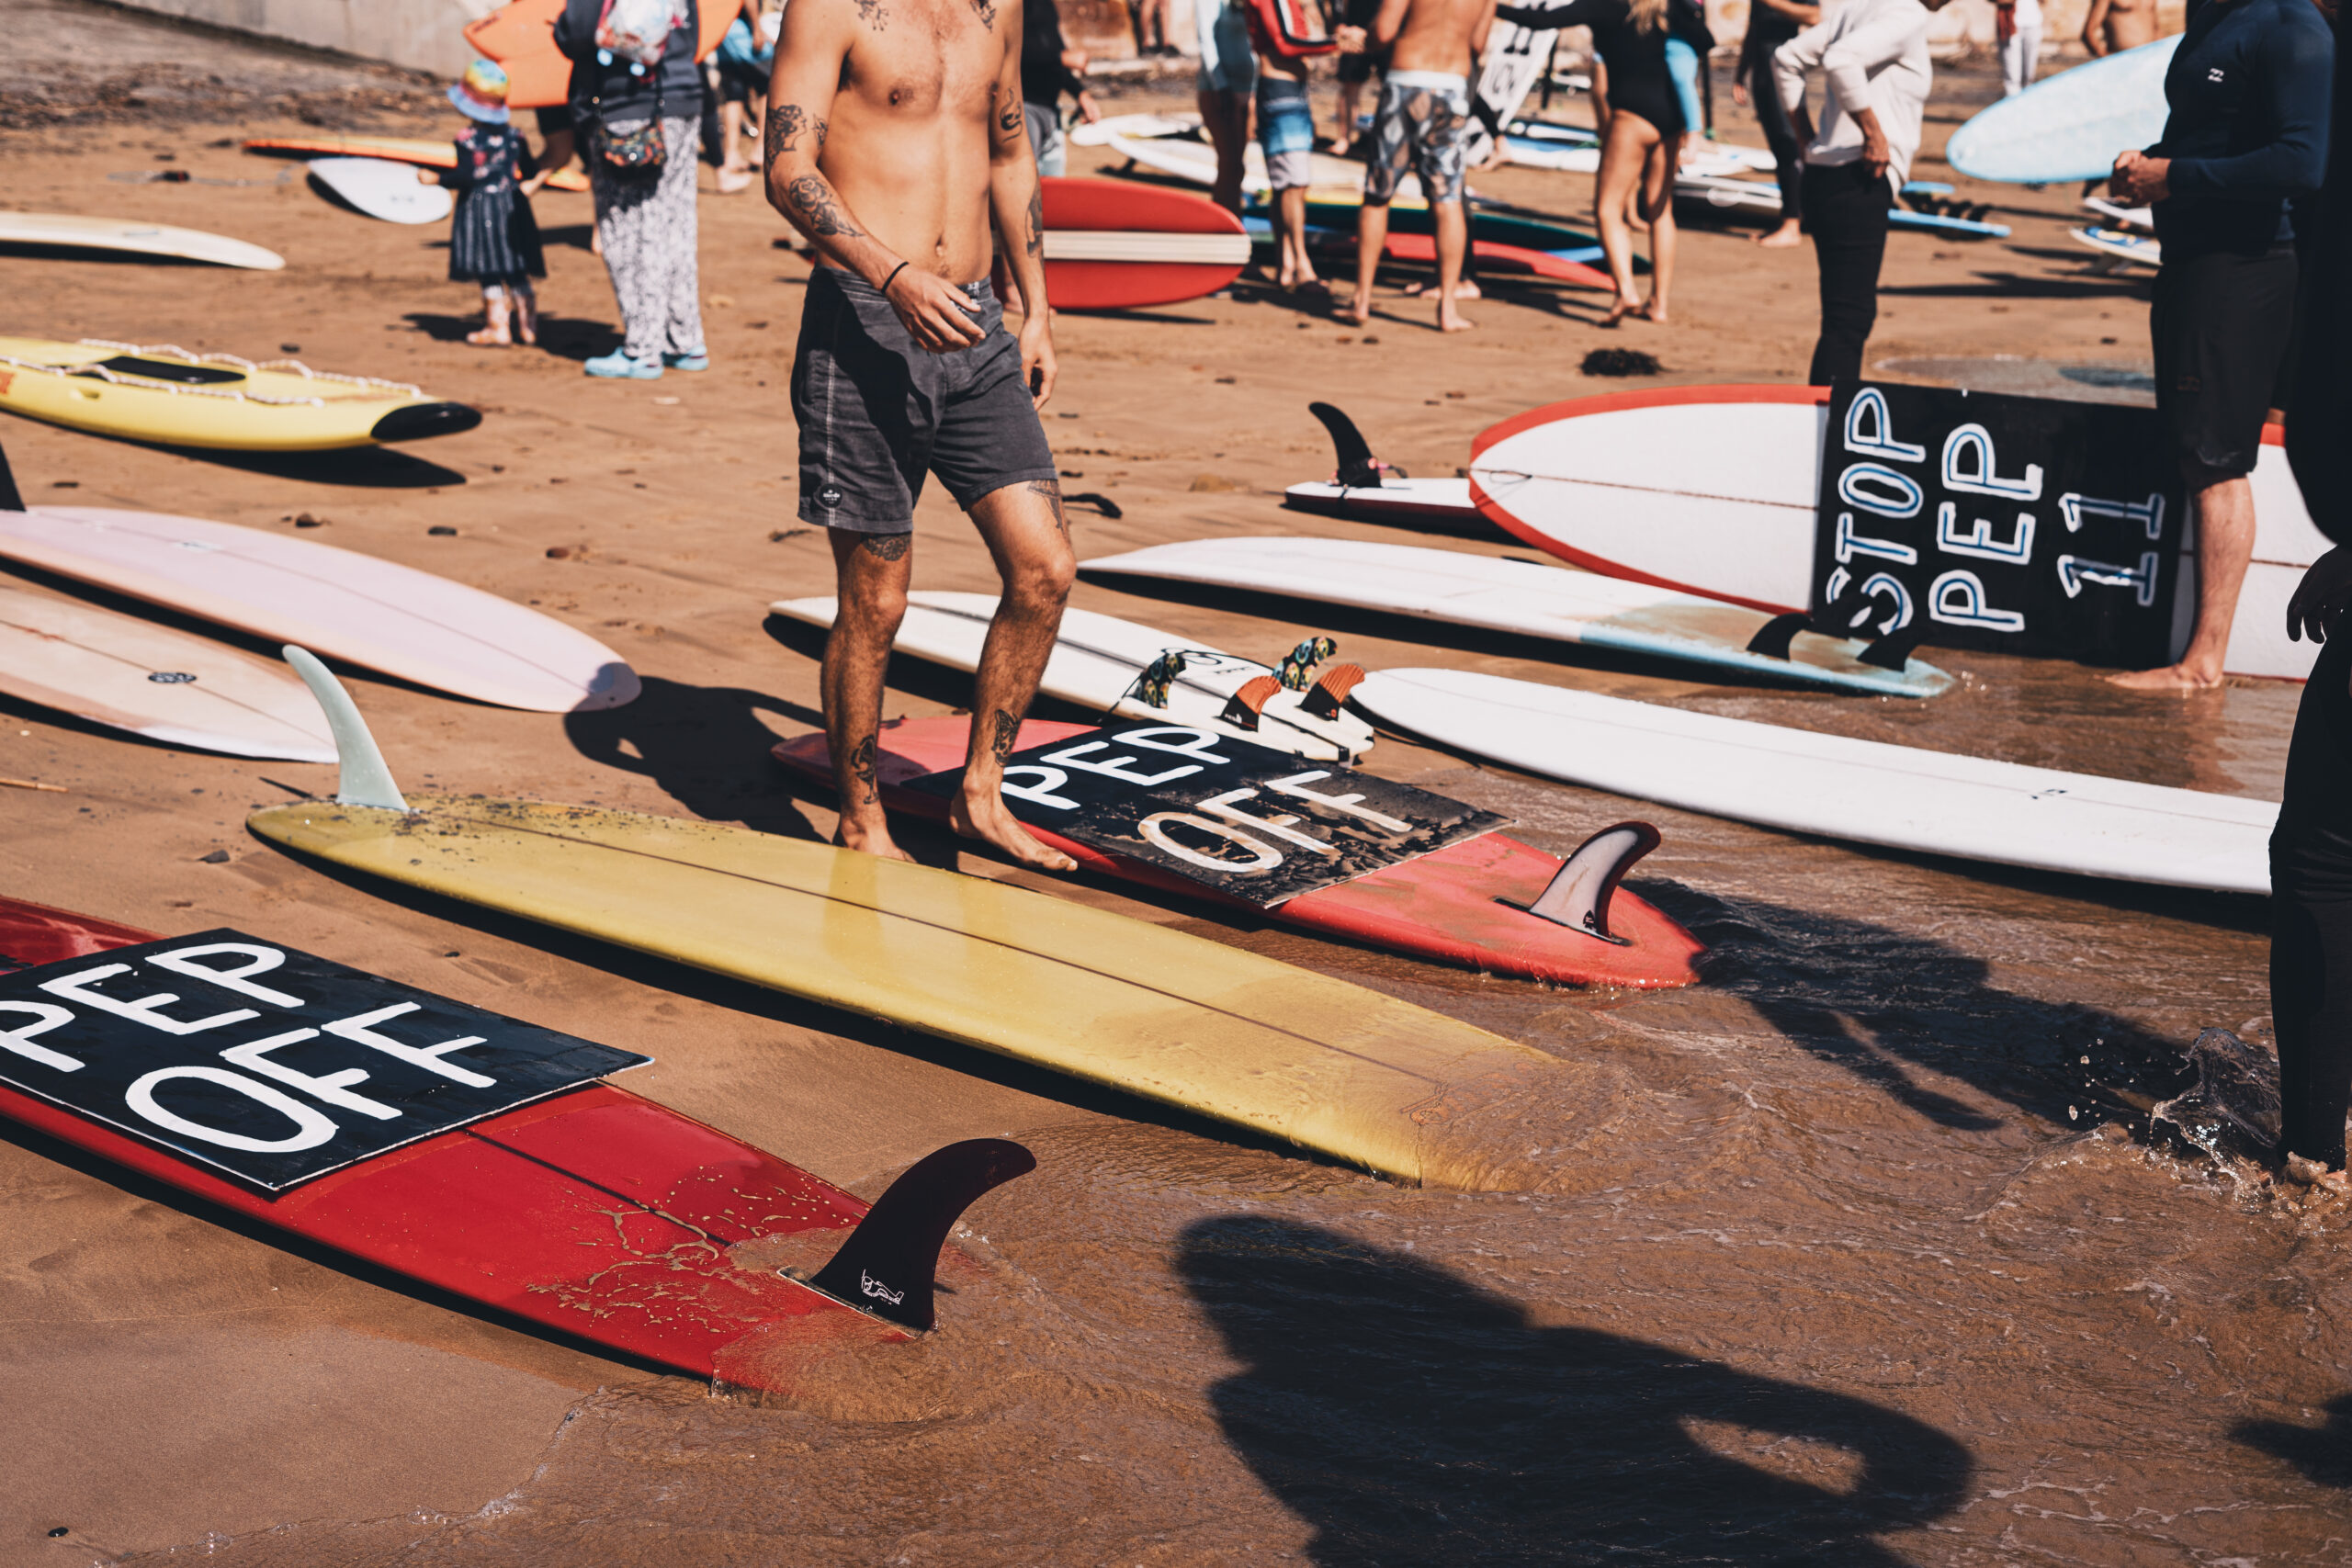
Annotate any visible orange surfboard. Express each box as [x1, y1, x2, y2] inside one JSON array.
[[465, 0, 737, 111]]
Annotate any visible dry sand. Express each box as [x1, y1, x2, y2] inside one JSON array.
[[2, 7, 2342, 1564]]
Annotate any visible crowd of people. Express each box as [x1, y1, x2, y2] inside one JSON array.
[[415, 0, 2351, 1185]]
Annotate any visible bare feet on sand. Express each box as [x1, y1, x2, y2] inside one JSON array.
[[2284, 1153, 2352, 1195], [1753, 221, 1804, 249], [1403, 278, 1481, 300], [952, 789, 1079, 872], [1600, 295, 1644, 326], [1438, 304, 1476, 332], [1344, 293, 1373, 327], [2105, 662, 2224, 691], [833, 817, 916, 863]]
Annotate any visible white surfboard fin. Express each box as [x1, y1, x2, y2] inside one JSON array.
[[1504, 821, 1662, 945], [283, 646, 407, 811], [0, 441, 23, 513], [804, 1138, 1035, 1332]]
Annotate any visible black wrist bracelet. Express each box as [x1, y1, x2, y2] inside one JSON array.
[[881, 260, 910, 295]]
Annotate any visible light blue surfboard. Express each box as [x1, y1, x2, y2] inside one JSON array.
[[1947, 35, 2179, 184]]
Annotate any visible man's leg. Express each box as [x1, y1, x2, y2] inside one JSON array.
[[822, 529, 915, 859], [2108, 473, 2253, 690], [954, 479, 1079, 872], [1804, 164, 1888, 385], [1351, 198, 1390, 325], [1199, 86, 1250, 214], [1750, 72, 1804, 248], [1432, 199, 1471, 332]]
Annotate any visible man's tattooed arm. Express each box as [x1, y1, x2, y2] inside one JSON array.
[[763, 103, 828, 164], [996, 85, 1023, 136], [785, 174, 865, 238], [1023, 180, 1044, 259]]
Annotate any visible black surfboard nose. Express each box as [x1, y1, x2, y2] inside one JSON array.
[[370, 401, 483, 444]]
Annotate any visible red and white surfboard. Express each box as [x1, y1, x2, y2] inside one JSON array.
[[1039, 177, 1250, 311]]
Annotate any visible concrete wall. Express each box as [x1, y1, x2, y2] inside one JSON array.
[[105, 0, 499, 77]]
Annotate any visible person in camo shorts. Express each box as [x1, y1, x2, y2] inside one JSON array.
[[1340, 0, 1494, 333]]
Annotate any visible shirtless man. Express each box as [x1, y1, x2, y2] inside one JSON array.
[[2079, 0, 2156, 57], [765, 0, 1078, 870], [1339, 0, 1497, 332]]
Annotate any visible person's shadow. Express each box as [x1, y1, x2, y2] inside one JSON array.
[[563, 674, 824, 837], [2236, 1394, 2352, 1487], [1181, 1216, 1973, 1565]]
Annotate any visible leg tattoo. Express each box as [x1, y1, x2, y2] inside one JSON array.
[[1024, 478, 1068, 536], [857, 533, 911, 560], [847, 731, 880, 805], [989, 709, 1021, 761]]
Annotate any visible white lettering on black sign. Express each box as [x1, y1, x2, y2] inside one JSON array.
[[904, 725, 1509, 906], [1809, 382, 2186, 666], [0, 931, 648, 1190]]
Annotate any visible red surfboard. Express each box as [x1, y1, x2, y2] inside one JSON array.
[[1383, 232, 1613, 291], [464, 0, 736, 111], [771, 718, 1704, 989], [0, 896, 1031, 1388], [1041, 177, 1251, 311]]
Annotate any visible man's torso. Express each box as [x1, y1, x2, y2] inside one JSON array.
[[821, 0, 1012, 282], [1386, 0, 1487, 78]]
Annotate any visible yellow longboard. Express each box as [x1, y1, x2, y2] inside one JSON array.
[[0, 338, 480, 451], [249, 653, 1566, 1191]]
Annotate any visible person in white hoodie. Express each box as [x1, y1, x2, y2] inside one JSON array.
[[1773, 0, 1952, 385]]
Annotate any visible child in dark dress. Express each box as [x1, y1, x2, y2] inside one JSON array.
[[425, 59, 548, 347]]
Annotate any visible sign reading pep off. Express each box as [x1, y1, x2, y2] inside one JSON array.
[[1809, 382, 2188, 667], [0, 932, 647, 1190], [905, 724, 1508, 906]]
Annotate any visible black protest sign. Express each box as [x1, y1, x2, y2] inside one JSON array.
[[903, 723, 1508, 906], [0, 931, 647, 1190], [1808, 382, 2186, 666]]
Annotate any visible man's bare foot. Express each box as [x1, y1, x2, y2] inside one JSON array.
[[2284, 1153, 2352, 1195], [833, 816, 916, 863], [1637, 299, 1668, 324], [951, 789, 1079, 872], [1344, 295, 1373, 326], [464, 324, 512, 346], [1438, 306, 1476, 333], [2105, 662, 2224, 691], [717, 164, 754, 194], [1753, 220, 1804, 249], [1600, 295, 1642, 327]]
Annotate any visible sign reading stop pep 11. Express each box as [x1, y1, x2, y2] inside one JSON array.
[[1809, 381, 2188, 667], [905, 723, 1509, 906], [0, 932, 647, 1190]]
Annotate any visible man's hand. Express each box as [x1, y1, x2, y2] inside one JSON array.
[[1077, 90, 1102, 123], [2289, 546, 2352, 645], [885, 268, 988, 353], [1019, 312, 1057, 408], [2110, 149, 2171, 204], [1860, 123, 1892, 179], [1336, 23, 1368, 52]]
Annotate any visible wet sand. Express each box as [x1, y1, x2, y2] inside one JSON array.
[[2, 10, 2343, 1563]]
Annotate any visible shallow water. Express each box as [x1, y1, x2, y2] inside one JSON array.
[[119, 657, 2352, 1568]]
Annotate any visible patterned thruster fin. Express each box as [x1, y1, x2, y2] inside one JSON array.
[[1276, 637, 1339, 691], [1133, 650, 1187, 710]]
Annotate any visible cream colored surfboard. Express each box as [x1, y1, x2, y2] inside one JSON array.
[[0, 585, 333, 761], [0, 211, 285, 271]]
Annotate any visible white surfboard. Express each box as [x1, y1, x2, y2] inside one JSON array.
[[1353, 667, 2274, 895], [1080, 536, 1954, 697], [0, 506, 639, 713], [0, 584, 334, 761], [1469, 387, 2325, 681], [1106, 133, 1408, 201], [1285, 475, 1478, 526], [1069, 112, 1200, 147], [0, 211, 284, 271], [2072, 224, 2161, 269], [307, 157, 455, 226], [2082, 197, 2154, 231], [768, 592, 1377, 761], [1946, 36, 2179, 185]]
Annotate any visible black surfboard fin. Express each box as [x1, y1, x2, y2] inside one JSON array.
[[1307, 401, 1390, 489], [806, 1138, 1036, 1332], [1859, 621, 1928, 671], [1498, 821, 1662, 944], [0, 441, 23, 513], [1066, 491, 1124, 520], [1744, 612, 1812, 661]]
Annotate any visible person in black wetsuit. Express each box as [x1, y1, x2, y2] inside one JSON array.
[[2108, 0, 2332, 692], [1734, 0, 1816, 248], [1496, 0, 1713, 325], [1022, 0, 1101, 178], [2267, 1, 2352, 1194]]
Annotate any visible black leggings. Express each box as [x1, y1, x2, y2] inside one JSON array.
[[1747, 61, 1804, 223], [1802, 160, 1891, 386], [2274, 630, 2352, 1168]]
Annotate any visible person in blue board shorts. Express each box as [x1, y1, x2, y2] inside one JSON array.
[[2109, 0, 2333, 690]]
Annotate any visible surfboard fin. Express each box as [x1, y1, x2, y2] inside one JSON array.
[[1744, 612, 1811, 661], [1303, 662, 1365, 720], [1221, 674, 1281, 730], [1504, 821, 1662, 944], [1276, 636, 1339, 690], [1307, 402, 1397, 489], [0, 442, 22, 513], [1859, 622, 1928, 671], [806, 1138, 1036, 1332], [283, 646, 408, 812]]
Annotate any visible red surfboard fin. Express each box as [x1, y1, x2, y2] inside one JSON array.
[[1503, 821, 1662, 945], [806, 1138, 1035, 1332], [1302, 662, 1365, 719], [1221, 674, 1281, 729]]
